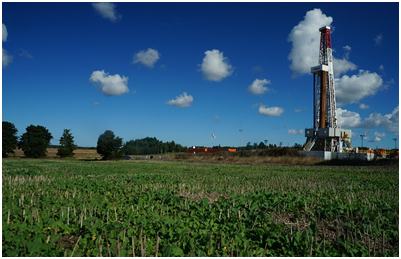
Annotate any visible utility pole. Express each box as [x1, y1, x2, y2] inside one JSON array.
[[239, 129, 243, 151], [393, 138, 397, 149], [360, 134, 365, 150]]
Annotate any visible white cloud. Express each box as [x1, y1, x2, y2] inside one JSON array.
[[370, 131, 386, 142], [133, 48, 160, 68], [288, 129, 303, 135], [336, 107, 362, 128], [166, 92, 193, 107], [374, 33, 383, 46], [294, 109, 302, 113], [2, 23, 12, 68], [343, 45, 351, 53], [200, 49, 233, 81], [359, 103, 370, 110], [287, 9, 333, 76], [247, 79, 271, 95], [288, 9, 356, 77], [335, 70, 383, 106], [92, 2, 121, 22], [337, 106, 399, 133], [333, 57, 357, 77], [89, 70, 129, 96], [2, 48, 12, 68], [360, 106, 399, 133], [258, 105, 284, 117], [2, 23, 8, 42], [92, 101, 100, 108]]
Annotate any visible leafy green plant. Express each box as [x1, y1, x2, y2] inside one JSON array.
[[2, 160, 398, 256]]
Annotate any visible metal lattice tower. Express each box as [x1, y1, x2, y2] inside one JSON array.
[[304, 26, 352, 152], [313, 26, 337, 130]]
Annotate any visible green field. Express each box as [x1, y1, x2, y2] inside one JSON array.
[[2, 159, 399, 256]]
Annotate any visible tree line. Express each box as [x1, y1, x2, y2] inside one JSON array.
[[2, 121, 186, 160], [2, 122, 77, 158]]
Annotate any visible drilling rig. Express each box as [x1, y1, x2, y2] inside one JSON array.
[[304, 26, 352, 152]]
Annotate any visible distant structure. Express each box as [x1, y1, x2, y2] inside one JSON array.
[[304, 26, 352, 153], [188, 148, 236, 154]]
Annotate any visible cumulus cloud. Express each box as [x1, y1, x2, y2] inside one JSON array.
[[336, 108, 361, 128], [360, 107, 399, 133], [335, 70, 383, 106], [258, 105, 284, 117], [92, 2, 121, 22], [2, 23, 8, 42], [359, 103, 370, 110], [3, 49, 12, 68], [166, 92, 193, 107], [247, 79, 271, 95], [337, 106, 399, 133], [133, 48, 160, 68], [2, 23, 12, 68], [89, 70, 129, 96], [287, 9, 333, 76], [333, 57, 357, 78], [288, 9, 356, 77], [370, 131, 386, 142], [200, 49, 233, 81], [288, 129, 303, 135]]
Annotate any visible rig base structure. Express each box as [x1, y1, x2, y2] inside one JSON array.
[[304, 127, 352, 152]]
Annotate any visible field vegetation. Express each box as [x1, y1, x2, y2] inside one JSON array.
[[176, 148, 321, 166], [2, 158, 399, 256]]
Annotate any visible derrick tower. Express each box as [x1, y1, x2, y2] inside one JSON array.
[[304, 26, 352, 152]]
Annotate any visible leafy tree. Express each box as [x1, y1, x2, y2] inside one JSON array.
[[168, 140, 176, 152], [2, 121, 18, 157], [57, 129, 77, 157], [258, 142, 266, 149], [292, 143, 303, 150], [18, 125, 53, 158], [245, 142, 253, 150], [122, 137, 187, 155], [97, 130, 123, 160]]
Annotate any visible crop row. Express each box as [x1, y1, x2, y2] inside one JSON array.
[[2, 160, 399, 256]]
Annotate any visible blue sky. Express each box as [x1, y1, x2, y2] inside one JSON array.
[[2, 2, 399, 149]]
